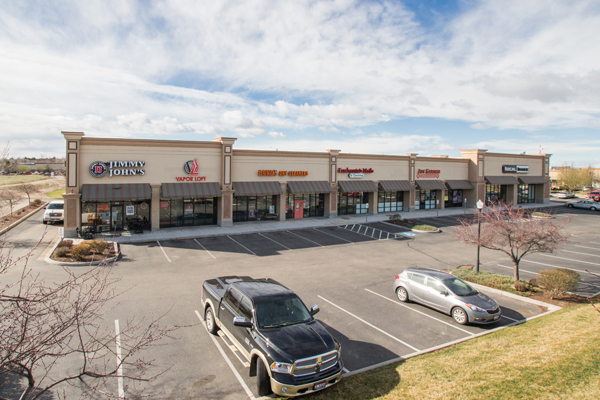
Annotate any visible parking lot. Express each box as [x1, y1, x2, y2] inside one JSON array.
[[4, 205, 599, 399]]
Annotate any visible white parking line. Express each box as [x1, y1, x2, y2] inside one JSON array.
[[521, 259, 589, 274], [317, 295, 420, 352], [286, 230, 324, 247], [539, 253, 600, 267], [156, 240, 171, 262], [314, 228, 353, 243], [194, 239, 216, 259], [194, 310, 256, 399], [496, 264, 537, 275], [561, 249, 600, 258], [501, 315, 519, 322], [574, 245, 600, 251], [259, 233, 292, 251], [227, 235, 256, 255], [115, 320, 125, 399], [364, 289, 474, 336]]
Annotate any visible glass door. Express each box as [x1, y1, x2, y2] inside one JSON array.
[[111, 203, 124, 231]]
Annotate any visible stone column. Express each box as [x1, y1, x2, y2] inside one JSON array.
[[214, 137, 237, 227], [61, 131, 84, 238], [150, 184, 161, 231], [460, 149, 487, 208], [408, 153, 418, 212], [62, 193, 81, 238], [368, 191, 377, 214], [327, 149, 340, 218], [439, 189, 445, 209], [278, 182, 287, 221], [219, 190, 234, 227]]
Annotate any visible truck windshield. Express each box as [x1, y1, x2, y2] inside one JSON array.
[[47, 203, 63, 210], [255, 296, 312, 329]]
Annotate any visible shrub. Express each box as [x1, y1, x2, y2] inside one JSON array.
[[57, 239, 73, 248], [389, 214, 401, 221], [82, 239, 110, 255], [32, 199, 42, 206], [70, 242, 92, 261], [528, 278, 538, 287], [514, 281, 527, 292], [537, 268, 580, 299], [452, 269, 538, 296], [54, 247, 69, 258]]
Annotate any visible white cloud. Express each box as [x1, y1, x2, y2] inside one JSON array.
[[267, 131, 286, 139], [470, 123, 487, 130]]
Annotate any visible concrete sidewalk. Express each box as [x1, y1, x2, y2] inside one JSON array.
[[101, 202, 562, 244]]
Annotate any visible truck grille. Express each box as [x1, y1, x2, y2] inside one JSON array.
[[50, 213, 62, 217], [292, 350, 338, 377]]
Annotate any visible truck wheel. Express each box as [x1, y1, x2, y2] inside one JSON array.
[[42, 220, 47, 224], [256, 357, 272, 396], [205, 306, 218, 335]]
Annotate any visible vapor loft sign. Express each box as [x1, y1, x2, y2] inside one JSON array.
[[176, 159, 207, 181], [89, 161, 145, 178]]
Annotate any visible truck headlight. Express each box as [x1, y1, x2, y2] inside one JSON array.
[[271, 362, 293, 374]]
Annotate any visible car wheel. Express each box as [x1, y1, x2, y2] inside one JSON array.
[[591, 207, 597, 211], [205, 306, 218, 335], [567, 204, 573, 208], [396, 286, 409, 302], [452, 307, 469, 325], [256, 357, 272, 396]]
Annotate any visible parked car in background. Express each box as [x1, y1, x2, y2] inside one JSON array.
[[42, 200, 64, 224], [586, 191, 600, 201], [393, 268, 501, 325], [565, 200, 599, 211], [555, 192, 576, 199]]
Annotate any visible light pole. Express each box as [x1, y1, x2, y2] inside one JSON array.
[[476, 199, 484, 273]]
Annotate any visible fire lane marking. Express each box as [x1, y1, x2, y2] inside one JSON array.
[[317, 295, 420, 352], [227, 235, 256, 255], [156, 240, 171, 263], [259, 233, 292, 251], [286, 230, 324, 247], [194, 239, 216, 259], [194, 310, 255, 399]]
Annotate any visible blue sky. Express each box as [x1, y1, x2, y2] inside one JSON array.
[[1, 0, 599, 166]]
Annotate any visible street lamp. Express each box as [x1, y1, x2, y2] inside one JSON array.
[[476, 199, 484, 273]]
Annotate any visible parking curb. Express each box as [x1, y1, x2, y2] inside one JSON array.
[[467, 282, 562, 312], [0, 202, 48, 236]]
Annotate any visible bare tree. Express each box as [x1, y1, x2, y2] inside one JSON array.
[[454, 202, 571, 283], [17, 182, 39, 206], [0, 241, 181, 399], [0, 189, 22, 219]]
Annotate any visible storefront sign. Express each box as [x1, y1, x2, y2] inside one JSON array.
[[176, 159, 207, 181], [348, 173, 364, 179], [258, 170, 308, 176], [502, 165, 529, 173], [338, 168, 374, 173], [126, 205, 135, 216], [416, 169, 440, 178], [160, 201, 169, 208], [89, 160, 146, 178]]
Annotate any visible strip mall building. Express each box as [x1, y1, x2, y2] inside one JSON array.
[[62, 132, 551, 238]]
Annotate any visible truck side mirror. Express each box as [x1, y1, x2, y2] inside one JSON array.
[[309, 305, 320, 316], [233, 316, 252, 328]]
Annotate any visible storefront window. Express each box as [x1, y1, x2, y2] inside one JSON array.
[[286, 194, 325, 219], [445, 190, 464, 208], [415, 190, 437, 210], [233, 195, 275, 222], [338, 192, 369, 215], [518, 184, 536, 204], [486, 184, 507, 205], [377, 191, 403, 212], [159, 198, 217, 228], [82, 200, 150, 231]]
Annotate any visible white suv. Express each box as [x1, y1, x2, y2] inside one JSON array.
[[43, 200, 64, 224]]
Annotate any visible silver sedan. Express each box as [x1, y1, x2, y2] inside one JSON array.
[[565, 200, 599, 211], [393, 268, 501, 325]]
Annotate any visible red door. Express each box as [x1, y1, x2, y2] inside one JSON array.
[[294, 200, 304, 219]]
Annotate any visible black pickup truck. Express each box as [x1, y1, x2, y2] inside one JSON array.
[[201, 276, 343, 397]]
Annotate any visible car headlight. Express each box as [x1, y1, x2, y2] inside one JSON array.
[[466, 304, 484, 312], [270, 362, 293, 374]]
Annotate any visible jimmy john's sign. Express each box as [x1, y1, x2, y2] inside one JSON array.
[[502, 165, 529, 174], [89, 160, 145, 178]]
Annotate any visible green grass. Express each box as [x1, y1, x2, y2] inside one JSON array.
[[0, 175, 48, 185], [410, 224, 438, 231], [452, 269, 540, 296], [302, 305, 600, 400], [532, 212, 552, 217], [47, 189, 65, 199]]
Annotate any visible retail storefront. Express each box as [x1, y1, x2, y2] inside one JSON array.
[[61, 132, 552, 238]]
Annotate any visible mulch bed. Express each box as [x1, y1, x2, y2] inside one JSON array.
[[529, 291, 596, 308], [0, 203, 45, 230], [50, 245, 119, 263]]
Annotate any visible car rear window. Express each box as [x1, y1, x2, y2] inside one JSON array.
[[408, 273, 426, 285]]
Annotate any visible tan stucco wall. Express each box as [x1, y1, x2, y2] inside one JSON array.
[[336, 155, 410, 181], [484, 155, 543, 177], [79, 144, 222, 185], [232, 151, 330, 182]]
